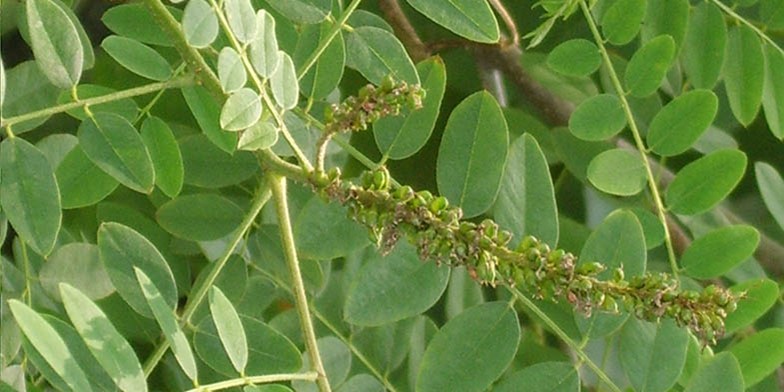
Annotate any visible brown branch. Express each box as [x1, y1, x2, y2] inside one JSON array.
[[378, 0, 430, 62]]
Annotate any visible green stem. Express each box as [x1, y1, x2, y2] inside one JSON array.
[[269, 175, 331, 392], [297, 0, 363, 79], [142, 0, 223, 97], [578, 0, 679, 277], [186, 372, 318, 392], [0, 75, 193, 129], [711, 0, 784, 55], [142, 183, 272, 377], [510, 288, 622, 392]]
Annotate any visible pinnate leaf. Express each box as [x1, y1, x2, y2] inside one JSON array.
[[625, 35, 675, 97], [601, 0, 646, 45], [685, 352, 744, 392], [220, 88, 262, 131], [665, 149, 746, 215], [646, 89, 718, 156], [547, 39, 601, 77], [755, 162, 784, 231], [405, 0, 500, 43], [587, 149, 646, 196], [270, 52, 299, 110], [346, 26, 419, 85], [182, 0, 219, 48], [26, 0, 83, 88], [156, 193, 244, 241], [682, 2, 726, 89], [209, 286, 248, 373], [569, 94, 626, 141], [728, 328, 784, 387], [681, 225, 759, 279], [101, 36, 172, 81], [224, 0, 257, 44], [724, 25, 764, 126], [762, 43, 784, 139], [724, 278, 779, 334]]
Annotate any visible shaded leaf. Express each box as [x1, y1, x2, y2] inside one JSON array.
[[417, 302, 520, 392], [220, 88, 262, 131], [102, 3, 175, 46], [646, 89, 718, 156], [405, 0, 499, 43], [9, 300, 93, 391], [587, 148, 646, 196], [641, 0, 689, 48], [620, 318, 689, 392], [294, 22, 345, 100], [156, 193, 244, 241], [724, 25, 764, 126], [101, 35, 172, 81], [60, 283, 147, 392], [685, 352, 744, 392], [346, 26, 419, 85], [182, 86, 238, 153], [728, 328, 784, 388], [182, 0, 219, 48], [0, 138, 61, 255], [238, 120, 279, 151], [140, 116, 184, 198], [437, 91, 508, 218], [494, 134, 559, 247], [40, 243, 114, 301], [755, 162, 784, 231], [293, 194, 370, 260], [682, 225, 759, 279], [494, 361, 579, 392], [762, 43, 784, 139], [547, 39, 601, 77], [209, 286, 247, 373], [374, 56, 446, 159], [724, 278, 779, 334], [293, 337, 351, 391], [601, 0, 646, 45], [665, 149, 747, 215], [135, 268, 197, 381], [568, 94, 626, 141], [270, 52, 299, 110], [77, 112, 155, 193], [26, 0, 83, 88], [344, 242, 450, 326], [179, 134, 258, 188], [682, 2, 726, 89], [1, 61, 59, 134], [218, 47, 247, 93], [625, 35, 675, 97], [99, 222, 178, 318]]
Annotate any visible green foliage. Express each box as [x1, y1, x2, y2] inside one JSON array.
[[2, 0, 784, 391]]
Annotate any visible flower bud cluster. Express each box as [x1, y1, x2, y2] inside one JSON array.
[[323, 75, 425, 137], [307, 167, 740, 346]]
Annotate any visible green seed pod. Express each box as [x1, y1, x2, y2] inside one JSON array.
[[373, 168, 390, 190], [613, 268, 625, 282], [517, 236, 539, 252], [394, 185, 414, 202], [601, 296, 618, 313], [327, 167, 341, 181], [547, 249, 565, 263], [429, 196, 449, 214]]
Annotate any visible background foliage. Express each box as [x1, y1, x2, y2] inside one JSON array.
[[1, 0, 784, 391]]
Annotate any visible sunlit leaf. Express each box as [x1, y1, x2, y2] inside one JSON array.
[[270, 52, 299, 110], [224, 0, 257, 44], [601, 0, 646, 45], [641, 0, 689, 48], [265, 0, 330, 24], [682, 2, 726, 89], [218, 47, 247, 93], [182, 0, 219, 48], [238, 120, 279, 151], [26, 0, 83, 88], [405, 0, 499, 43], [209, 286, 248, 373], [220, 88, 262, 131], [568, 94, 626, 141], [665, 149, 747, 215], [646, 89, 718, 156], [547, 39, 601, 77], [625, 35, 675, 97], [587, 148, 646, 196], [249, 10, 281, 78]]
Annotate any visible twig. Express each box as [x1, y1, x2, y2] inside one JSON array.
[[378, 0, 430, 62], [488, 0, 520, 47]]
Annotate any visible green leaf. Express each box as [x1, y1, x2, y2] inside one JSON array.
[[601, 0, 647, 45], [1, 61, 60, 134], [620, 318, 689, 392], [179, 134, 258, 188], [374, 56, 446, 160], [755, 162, 784, 231], [641, 0, 689, 49], [568, 94, 626, 141], [724, 25, 764, 126], [265, 0, 330, 24], [218, 47, 247, 93], [685, 352, 744, 392], [99, 222, 178, 318], [762, 44, 784, 139], [50, 0, 94, 70], [238, 120, 279, 151], [182, 0, 219, 48], [182, 86, 238, 153], [102, 3, 175, 47], [681, 2, 726, 89], [724, 278, 779, 334], [681, 225, 759, 279], [156, 193, 244, 241], [625, 35, 675, 97], [293, 337, 351, 391], [494, 362, 579, 392], [77, 113, 155, 193], [140, 116, 184, 198], [547, 39, 601, 77], [40, 243, 114, 301], [494, 134, 559, 247], [665, 149, 747, 215], [60, 283, 147, 392], [346, 26, 420, 85], [224, 0, 257, 44], [437, 91, 508, 218], [0, 59, 5, 108], [0, 138, 62, 255], [344, 242, 450, 326], [101, 35, 173, 81], [9, 300, 93, 392], [337, 374, 385, 392], [134, 268, 198, 382], [417, 302, 520, 392], [209, 286, 248, 374], [728, 328, 784, 387], [220, 88, 262, 131], [552, 127, 611, 182], [587, 148, 647, 196], [249, 10, 281, 78], [405, 0, 499, 43], [293, 195, 370, 260], [646, 89, 718, 156], [294, 22, 346, 100], [26, 0, 83, 88], [270, 52, 299, 110], [193, 315, 301, 377]]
